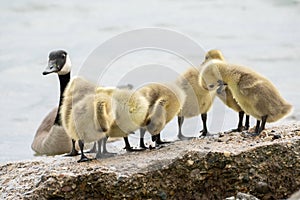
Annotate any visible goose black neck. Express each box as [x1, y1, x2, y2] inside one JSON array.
[[54, 72, 70, 125]]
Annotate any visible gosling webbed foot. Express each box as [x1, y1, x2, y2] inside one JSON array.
[[76, 140, 94, 163], [124, 146, 146, 152], [152, 134, 170, 144], [96, 152, 116, 159], [156, 140, 171, 145], [64, 139, 79, 156], [225, 129, 240, 134], [177, 134, 195, 141], [95, 137, 117, 159], [139, 143, 148, 149], [102, 149, 116, 155], [64, 150, 79, 157], [199, 129, 209, 137], [103, 152, 117, 158], [199, 130, 217, 138], [152, 134, 171, 148], [225, 126, 245, 134], [139, 135, 148, 149], [123, 136, 146, 152], [123, 137, 141, 152], [77, 155, 93, 163]]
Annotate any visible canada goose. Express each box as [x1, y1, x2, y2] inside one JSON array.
[[32, 50, 116, 158], [137, 83, 186, 147], [175, 67, 216, 138], [61, 81, 114, 162], [31, 50, 78, 155], [32, 107, 72, 155], [204, 49, 250, 132], [200, 60, 292, 135]]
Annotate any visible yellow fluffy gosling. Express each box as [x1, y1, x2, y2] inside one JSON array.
[[200, 60, 292, 135], [204, 49, 250, 132]]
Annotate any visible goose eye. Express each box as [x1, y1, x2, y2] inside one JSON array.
[[61, 54, 66, 59], [209, 84, 215, 89]]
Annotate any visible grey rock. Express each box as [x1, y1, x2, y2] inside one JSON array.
[[1, 122, 300, 200]]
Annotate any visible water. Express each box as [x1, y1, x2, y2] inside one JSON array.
[[0, 0, 299, 163]]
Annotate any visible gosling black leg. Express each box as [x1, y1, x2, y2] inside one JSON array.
[[245, 115, 250, 130], [102, 137, 108, 153], [95, 139, 102, 159], [152, 133, 170, 145], [227, 111, 244, 133], [200, 113, 208, 136], [139, 128, 147, 149], [237, 111, 245, 132], [177, 116, 194, 140], [123, 137, 131, 151], [177, 116, 185, 139], [101, 136, 116, 158], [65, 139, 79, 156], [123, 137, 134, 152], [77, 140, 91, 163], [123, 137, 144, 152], [252, 120, 261, 136], [258, 115, 268, 134]]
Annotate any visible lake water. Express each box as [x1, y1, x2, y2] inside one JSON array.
[[0, 0, 299, 163]]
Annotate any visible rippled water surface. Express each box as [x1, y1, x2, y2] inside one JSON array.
[[0, 0, 299, 163]]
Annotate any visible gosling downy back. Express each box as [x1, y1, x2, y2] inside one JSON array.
[[200, 61, 293, 123], [96, 87, 150, 135], [61, 86, 113, 144], [137, 82, 186, 135]]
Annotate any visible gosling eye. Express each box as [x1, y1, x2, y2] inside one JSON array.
[[205, 56, 209, 60], [208, 84, 215, 89]]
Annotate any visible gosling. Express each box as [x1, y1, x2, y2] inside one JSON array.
[[175, 67, 216, 138], [61, 77, 113, 162], [204, 49, 250, 132], [136, 82, 186, 147], [95, 87, 153, 150], [200, 59, 292, 135]]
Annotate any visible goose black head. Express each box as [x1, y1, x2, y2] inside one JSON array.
[[43, 50, 71, 75]]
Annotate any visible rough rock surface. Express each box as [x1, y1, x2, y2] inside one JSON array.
[[1, 122, 300, 200]]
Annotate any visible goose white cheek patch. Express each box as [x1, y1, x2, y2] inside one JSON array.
[[58, 55, 72, 75]]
